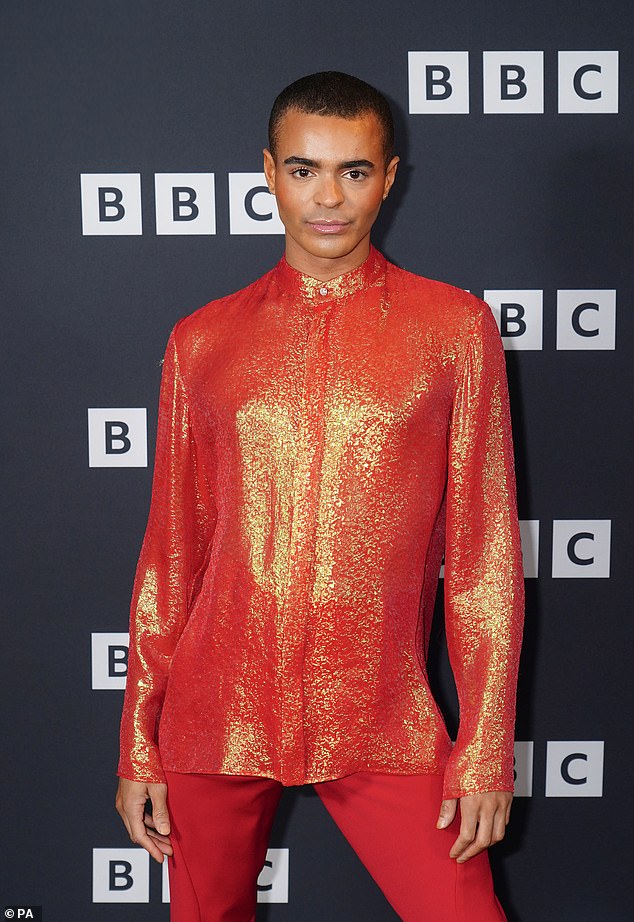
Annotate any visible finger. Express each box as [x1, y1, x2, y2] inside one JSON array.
[[149, 786, 172, 836], [145, 829, 174, 857], [436, 798, 457, 829], [449, 805, 478, 859], [455, 811, 495, 862], [144, 813, 173, 846], [128, 810, 167, 864], [146, 827, 174, 847], [124, 793, 166, 864], [491, 807, 507, 845]]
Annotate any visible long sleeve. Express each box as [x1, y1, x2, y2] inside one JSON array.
[[117, 321, 216, 783], [115, 249, 525, 788], [441, 301, 525, 800]]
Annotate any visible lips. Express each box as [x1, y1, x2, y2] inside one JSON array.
[[307, 220, 350, 234]]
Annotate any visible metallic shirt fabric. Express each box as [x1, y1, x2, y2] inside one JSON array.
[[117, 246, 525, 799]]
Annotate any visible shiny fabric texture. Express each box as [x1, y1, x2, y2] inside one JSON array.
[[117, 245, 525, 800]]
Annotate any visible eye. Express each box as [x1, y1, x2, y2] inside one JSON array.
[[345, 169, 368, 181], [290, 167, 313, 178]]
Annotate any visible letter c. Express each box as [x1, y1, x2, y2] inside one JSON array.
[[573, 64, 602, 100], [245, 186, 273, 222], [257, 858, 274, 891], [571, 302, 600, 337], [560, 752, 588, 785], [567, 532, 595, 566]]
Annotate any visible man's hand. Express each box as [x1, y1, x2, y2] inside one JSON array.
[[436, 791, 512, 862], [115, 777, 173, 864]]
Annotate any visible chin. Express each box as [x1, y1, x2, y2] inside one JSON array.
[[301, 234, 359, 259]]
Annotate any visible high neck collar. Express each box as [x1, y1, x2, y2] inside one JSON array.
[[273, 245, 385, 306]]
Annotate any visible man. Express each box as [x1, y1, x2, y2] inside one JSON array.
[[116, 71, 524, 921]]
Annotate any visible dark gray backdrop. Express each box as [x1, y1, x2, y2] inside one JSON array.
[[2, 1, 632, 919]]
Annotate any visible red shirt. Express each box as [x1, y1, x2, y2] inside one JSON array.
[[117, 245, 525, 800]]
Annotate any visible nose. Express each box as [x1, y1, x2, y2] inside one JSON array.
[[314, 173, 344, 209]]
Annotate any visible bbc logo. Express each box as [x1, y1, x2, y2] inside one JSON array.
[[485, 290, 617, 351], [551, 520, 611, 578], [408, 51, 619, 114], [80, 173, 284, 236], [92, 847, 289, 903], [91, 632, 128, 689], [87, 408, 147, 467], [545, 742, 604, 797], [513, 741, 604, 797], [444, 519, 610, 580]]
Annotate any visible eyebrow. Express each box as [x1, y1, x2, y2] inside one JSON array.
[[283, 156, 376, 169]]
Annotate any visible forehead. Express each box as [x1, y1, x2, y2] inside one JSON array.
[[274, 109, 384, 161]]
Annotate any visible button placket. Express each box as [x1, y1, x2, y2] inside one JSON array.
[[278, 311, 329, 783]]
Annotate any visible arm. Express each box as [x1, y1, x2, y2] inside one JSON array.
[[437, 301, 525, 858], [117, 321, 216, 784], [115, 321, 216, 861]]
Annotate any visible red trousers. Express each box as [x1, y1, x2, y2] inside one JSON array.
[[164, 770, 507, 922]]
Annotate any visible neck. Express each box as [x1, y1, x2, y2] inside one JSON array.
[[284, 235, 372, 281]]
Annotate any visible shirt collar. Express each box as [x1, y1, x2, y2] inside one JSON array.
[[273, 244, 386, 305]]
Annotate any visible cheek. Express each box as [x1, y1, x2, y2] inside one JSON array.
[[355, 177, 387, 208], [273, 182, 305, 221], [357, 188, 385, 219]]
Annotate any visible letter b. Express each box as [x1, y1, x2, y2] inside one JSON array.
[[172, 187, 199, 222], [93, 848, 150, 902], [500, 65, 527, 100], [408, 52, 469, 113], [80, 174, 142, 235], [88, 408, 147, 468], [484, 290, 543, 350], [98, 187, 125, 222], [500, 303, 527, 337], [110, 861, 134, 891], [426, 65, 452, 100], [155, 173, 215, 235], [105, 421, 131, 455], [483, 52, 544, 113]]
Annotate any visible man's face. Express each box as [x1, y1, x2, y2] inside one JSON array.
[[263, 109, 398, 277]]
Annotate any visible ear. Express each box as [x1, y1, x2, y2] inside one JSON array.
[[263, 148, 276, 195], [382, 155, 400, 200]]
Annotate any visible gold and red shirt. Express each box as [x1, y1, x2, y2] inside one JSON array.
[[117, 245, 525, 799]]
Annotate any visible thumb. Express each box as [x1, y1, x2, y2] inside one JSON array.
[[436, 798, 457, 829], [149, 785, 171, 835]]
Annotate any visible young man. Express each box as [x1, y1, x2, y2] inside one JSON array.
[[116, 71, 525, 921]]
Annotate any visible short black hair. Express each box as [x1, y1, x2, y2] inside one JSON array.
[[268, 71, 394, 165]]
